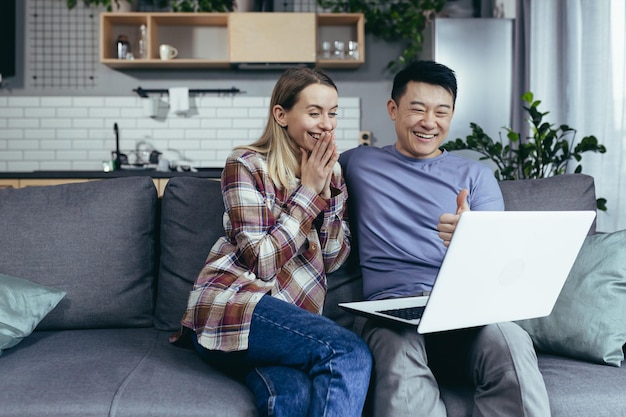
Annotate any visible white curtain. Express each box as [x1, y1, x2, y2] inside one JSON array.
[[528, 0, 626, 232]]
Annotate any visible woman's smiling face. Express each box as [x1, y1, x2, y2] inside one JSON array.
[[278, 83, 338, 152], [388, 81, 455, 159]]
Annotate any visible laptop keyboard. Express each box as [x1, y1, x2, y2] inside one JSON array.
[[377, 306, 425, 321]]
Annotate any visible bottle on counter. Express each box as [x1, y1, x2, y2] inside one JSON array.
[[137, 25, 147, 59]]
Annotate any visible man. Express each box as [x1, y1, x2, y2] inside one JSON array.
[[339, 60, 550, 416]]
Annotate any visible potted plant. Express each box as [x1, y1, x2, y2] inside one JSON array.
[[316, 0, 447, 71], [443, 91, 608, 210], [66, 0, 134, 12]]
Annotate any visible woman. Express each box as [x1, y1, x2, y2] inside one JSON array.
[[172, 67, 371, 417]]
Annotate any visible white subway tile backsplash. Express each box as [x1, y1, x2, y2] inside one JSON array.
[[2, 151, 24, 160], [2, 108, 24, 118], [217, 108, 250, 119], [72, 97, 105, 107], [26, 108, 57, 118], [201, 118, 233, 129], [24, 129, 54, 141], [8, 97, 40, 107], [57, 129, 90, 139], [40, 118, 73, 129], [58, 108, 89, 118], [0, 95, 361, 171], [73, 119, 105, 129], [88, 108, 122, 118], [8, 161, 39, 172], [8, 140, 39, 150], [40, 139, 73, 150], [24, 150, 56, 160], [0, 129, 24, 140], [56, 150, 88, 160], [217, 129, 250, 140], [339, 97, 359, 107], [40, 97, 72, 107]]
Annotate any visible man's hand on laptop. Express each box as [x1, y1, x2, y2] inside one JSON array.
[[437, 189, 470, 247]]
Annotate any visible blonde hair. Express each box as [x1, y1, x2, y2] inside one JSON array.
[[235, 67, 338, 191]]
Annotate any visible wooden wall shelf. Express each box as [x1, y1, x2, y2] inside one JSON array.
[[100, 12, 364, 70]]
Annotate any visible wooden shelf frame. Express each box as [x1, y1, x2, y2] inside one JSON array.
[[100, 12, 364, 69]]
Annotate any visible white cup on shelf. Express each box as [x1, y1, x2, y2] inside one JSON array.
[[159, 44, 178, 60]]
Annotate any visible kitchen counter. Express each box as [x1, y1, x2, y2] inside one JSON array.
[[0, 169, 223, 196], [0, 169, 223, 179]]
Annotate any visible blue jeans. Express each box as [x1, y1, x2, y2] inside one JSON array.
[[193, 295, 372, 417]]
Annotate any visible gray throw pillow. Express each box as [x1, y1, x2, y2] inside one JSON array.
[[0, 273, 66, 355], [516, 229, 626, 366]]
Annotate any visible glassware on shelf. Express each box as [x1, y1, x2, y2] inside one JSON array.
[[347, 41, 359, 60], [332, 40, 345, 59], [116, 35, 130, 60], [137, 25, 147, 59], [319, 41, 331, 59]]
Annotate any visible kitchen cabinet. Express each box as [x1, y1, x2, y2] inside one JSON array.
[[100, 12, 364, 69], [0, 179, 18, 189]]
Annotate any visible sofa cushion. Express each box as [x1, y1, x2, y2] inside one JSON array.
[[155, 177, 225, 331], [0, 273, 66, 355], [323, 250, 364, 330], [517, 229, 626, 366], [0, 177, 157, 329], [0, 329, 257, 417], [498, 174, 597, 234], [538, 353, 626, 416]]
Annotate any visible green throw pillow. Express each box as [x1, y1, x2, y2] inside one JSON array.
[[516, 229, 626, 366], [0, 273, 66, 356]]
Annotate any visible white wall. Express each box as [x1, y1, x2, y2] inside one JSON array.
[[0, 95, 360, 171]]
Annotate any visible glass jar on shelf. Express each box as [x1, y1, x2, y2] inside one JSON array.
[[137, 24, 147, 59]]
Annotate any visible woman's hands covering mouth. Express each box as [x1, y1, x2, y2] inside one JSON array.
[[300, 131, 338, 199]]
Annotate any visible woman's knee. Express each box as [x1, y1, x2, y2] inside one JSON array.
[[246, 366, 311, 417], [327, 324, 373, 376]]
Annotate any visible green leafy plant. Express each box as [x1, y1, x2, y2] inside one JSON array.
[[66, 0, 132, 12], [167, 0, 235, 12], [443, 92, 608, 210], [317, 0, 447, 71]]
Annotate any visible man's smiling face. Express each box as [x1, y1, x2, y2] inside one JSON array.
[[388, 81, 455, 159]]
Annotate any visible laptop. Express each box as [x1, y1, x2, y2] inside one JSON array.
[[339, 210, 596, 333]]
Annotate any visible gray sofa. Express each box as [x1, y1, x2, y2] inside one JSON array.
[[0, 174, 624, 417]]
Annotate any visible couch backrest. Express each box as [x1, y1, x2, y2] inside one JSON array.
[[154, 177, 225, 331], [499, 174, 597, 234], [154, 174, 599, 332], [323, 173, 599, 330], [0, 177, 158, 330]]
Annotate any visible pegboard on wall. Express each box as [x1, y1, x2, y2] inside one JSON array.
[[28, 0, 97, 89]]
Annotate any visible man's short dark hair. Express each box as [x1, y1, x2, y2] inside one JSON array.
[[391, 60, 458, 108]]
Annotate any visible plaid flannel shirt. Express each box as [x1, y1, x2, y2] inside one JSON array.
[[174, 149, 351, 352]]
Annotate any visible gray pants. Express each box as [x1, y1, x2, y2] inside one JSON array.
[[357, 319, 550, 417]]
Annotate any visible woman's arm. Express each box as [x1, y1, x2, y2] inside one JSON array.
[[317, 163, 351, 273], [223, 153, 328, 281]]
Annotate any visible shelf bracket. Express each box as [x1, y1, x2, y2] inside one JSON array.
[[133, 86, 242, 98]]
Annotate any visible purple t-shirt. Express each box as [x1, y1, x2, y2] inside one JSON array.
[[340, 145, 504, 300]]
